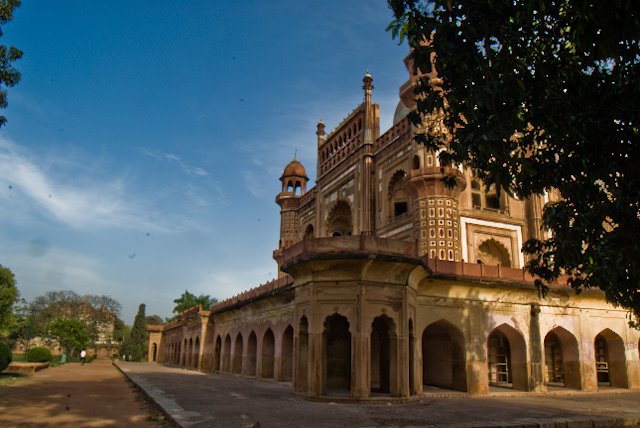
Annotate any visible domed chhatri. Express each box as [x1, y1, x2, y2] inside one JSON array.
[[280, 159, 308, 181]]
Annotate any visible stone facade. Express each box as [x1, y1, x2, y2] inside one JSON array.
[[147, 57, 640, 399]]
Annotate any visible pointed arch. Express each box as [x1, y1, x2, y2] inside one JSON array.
[[595, 329, 628, 388], [387, 170, 409, 220], [326, 200, 352, 237], [303, 224, 314, 239], [477, 238, 512, 267], [246, 331, 257, 376], [371, 314, 398, 394], [151, 343, 157, 362], [544, 327, 581, 389], [262, 328, 275, 378], [214, 335, 222, 371], [232, 333, 243, 374], [281, 325, 294, 381], [422, 319, 467, 392], [324, 313, 351, 393], [222, 334, 231, 372], [193, 337, 200, 369], [487, 324, 528, 390]]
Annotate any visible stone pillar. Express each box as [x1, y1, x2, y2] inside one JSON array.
[[466, 305, 489, 394], [352, 331, 369, 398], [528, 303, 546, 392], [308, 330, 324, 396]]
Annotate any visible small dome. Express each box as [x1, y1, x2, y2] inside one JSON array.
[[393, 99, 411, 126], [281, 159, 308, 181]]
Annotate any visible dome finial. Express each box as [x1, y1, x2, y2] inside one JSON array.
[[293, 149, 297, 161]]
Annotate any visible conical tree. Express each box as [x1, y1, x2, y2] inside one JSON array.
[[121, 303, 147, 361]]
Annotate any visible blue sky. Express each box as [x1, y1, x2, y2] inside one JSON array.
[[0, 1, 408, 323]]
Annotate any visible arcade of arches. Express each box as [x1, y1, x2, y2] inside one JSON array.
[[148, 238, 640, 399]]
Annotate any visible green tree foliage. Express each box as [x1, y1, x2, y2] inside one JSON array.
[[145, 314, 164, 325], [25, 290, 122, 347], [4, 297, 35, 350], [120, 303, 147, 361], [112, 317, 130, 343], [388, 0, 640, 324], [172, 290, 218, 315], [45, 318, 89, 356], [0, 0, 22, 127], [0, 265, 18, 334]]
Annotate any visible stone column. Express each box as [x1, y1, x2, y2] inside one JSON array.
[[528, 303, 546, 392], [466, 305, 489, 394], [351, 287, 369, 399], [308, 330, 324, 396]]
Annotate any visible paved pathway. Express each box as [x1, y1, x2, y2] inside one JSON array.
[[0, 358, 161, 427], [116, 362, 640, 427]]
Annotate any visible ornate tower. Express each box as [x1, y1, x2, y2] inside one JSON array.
[[273, 158, 308, 275], [361, 72, 376, 234], [405, 51, 466, 260]]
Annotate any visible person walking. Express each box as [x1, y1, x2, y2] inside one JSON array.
[[80, 349, 87, 365]]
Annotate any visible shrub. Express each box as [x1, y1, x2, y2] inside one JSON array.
[[26, 346, 52, 363], [0, 342, 11, 371]]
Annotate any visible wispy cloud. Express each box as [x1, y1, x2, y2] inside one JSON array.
[[143, 148, 210, 178], [0, 138, 166, 232]]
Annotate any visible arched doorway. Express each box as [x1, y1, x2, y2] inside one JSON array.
[[477, 239, 511, 267], [214, 336, 222, 371], [193, 337, 200, 369], [370, 315, 397, 394], [281, 325, 294, 381], [595, 329, 628, 388], [487, 324, 528, 390], [232, 333, 243, 374], [422, 320, 467, 392], [326, 200, 353, 237], [262, 329, 275, 378], [387, 170, 409, 220], [222, 334, 231, 372], [182, 339, 188, 367], [303, 224, 314, 239], [296, 316, 309, 392], [324, 314, 351, 393], [151, 343, 157, 362], [544, 327, 581, 389], [246, 331, 257, 376]]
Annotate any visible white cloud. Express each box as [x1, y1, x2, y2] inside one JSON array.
[[0, 138, 167, 232], [145, 148, 211, 178]]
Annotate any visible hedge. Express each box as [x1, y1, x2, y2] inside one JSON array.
[[26, 346, 53, 363]]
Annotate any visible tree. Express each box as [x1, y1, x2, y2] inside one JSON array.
[[27, 290, 122, 346], [172, 290, 218, 315], [0, 264, 18, 334], [388, 1, 640, 324], [120, 303, 147, 361], [45, 318, 89, 356], [4, 297, 36, 351], [145, 314, 164, 325], [0, 0, 22, 127]]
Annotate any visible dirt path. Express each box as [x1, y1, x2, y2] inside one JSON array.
[[0, 359, 163, 427]]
